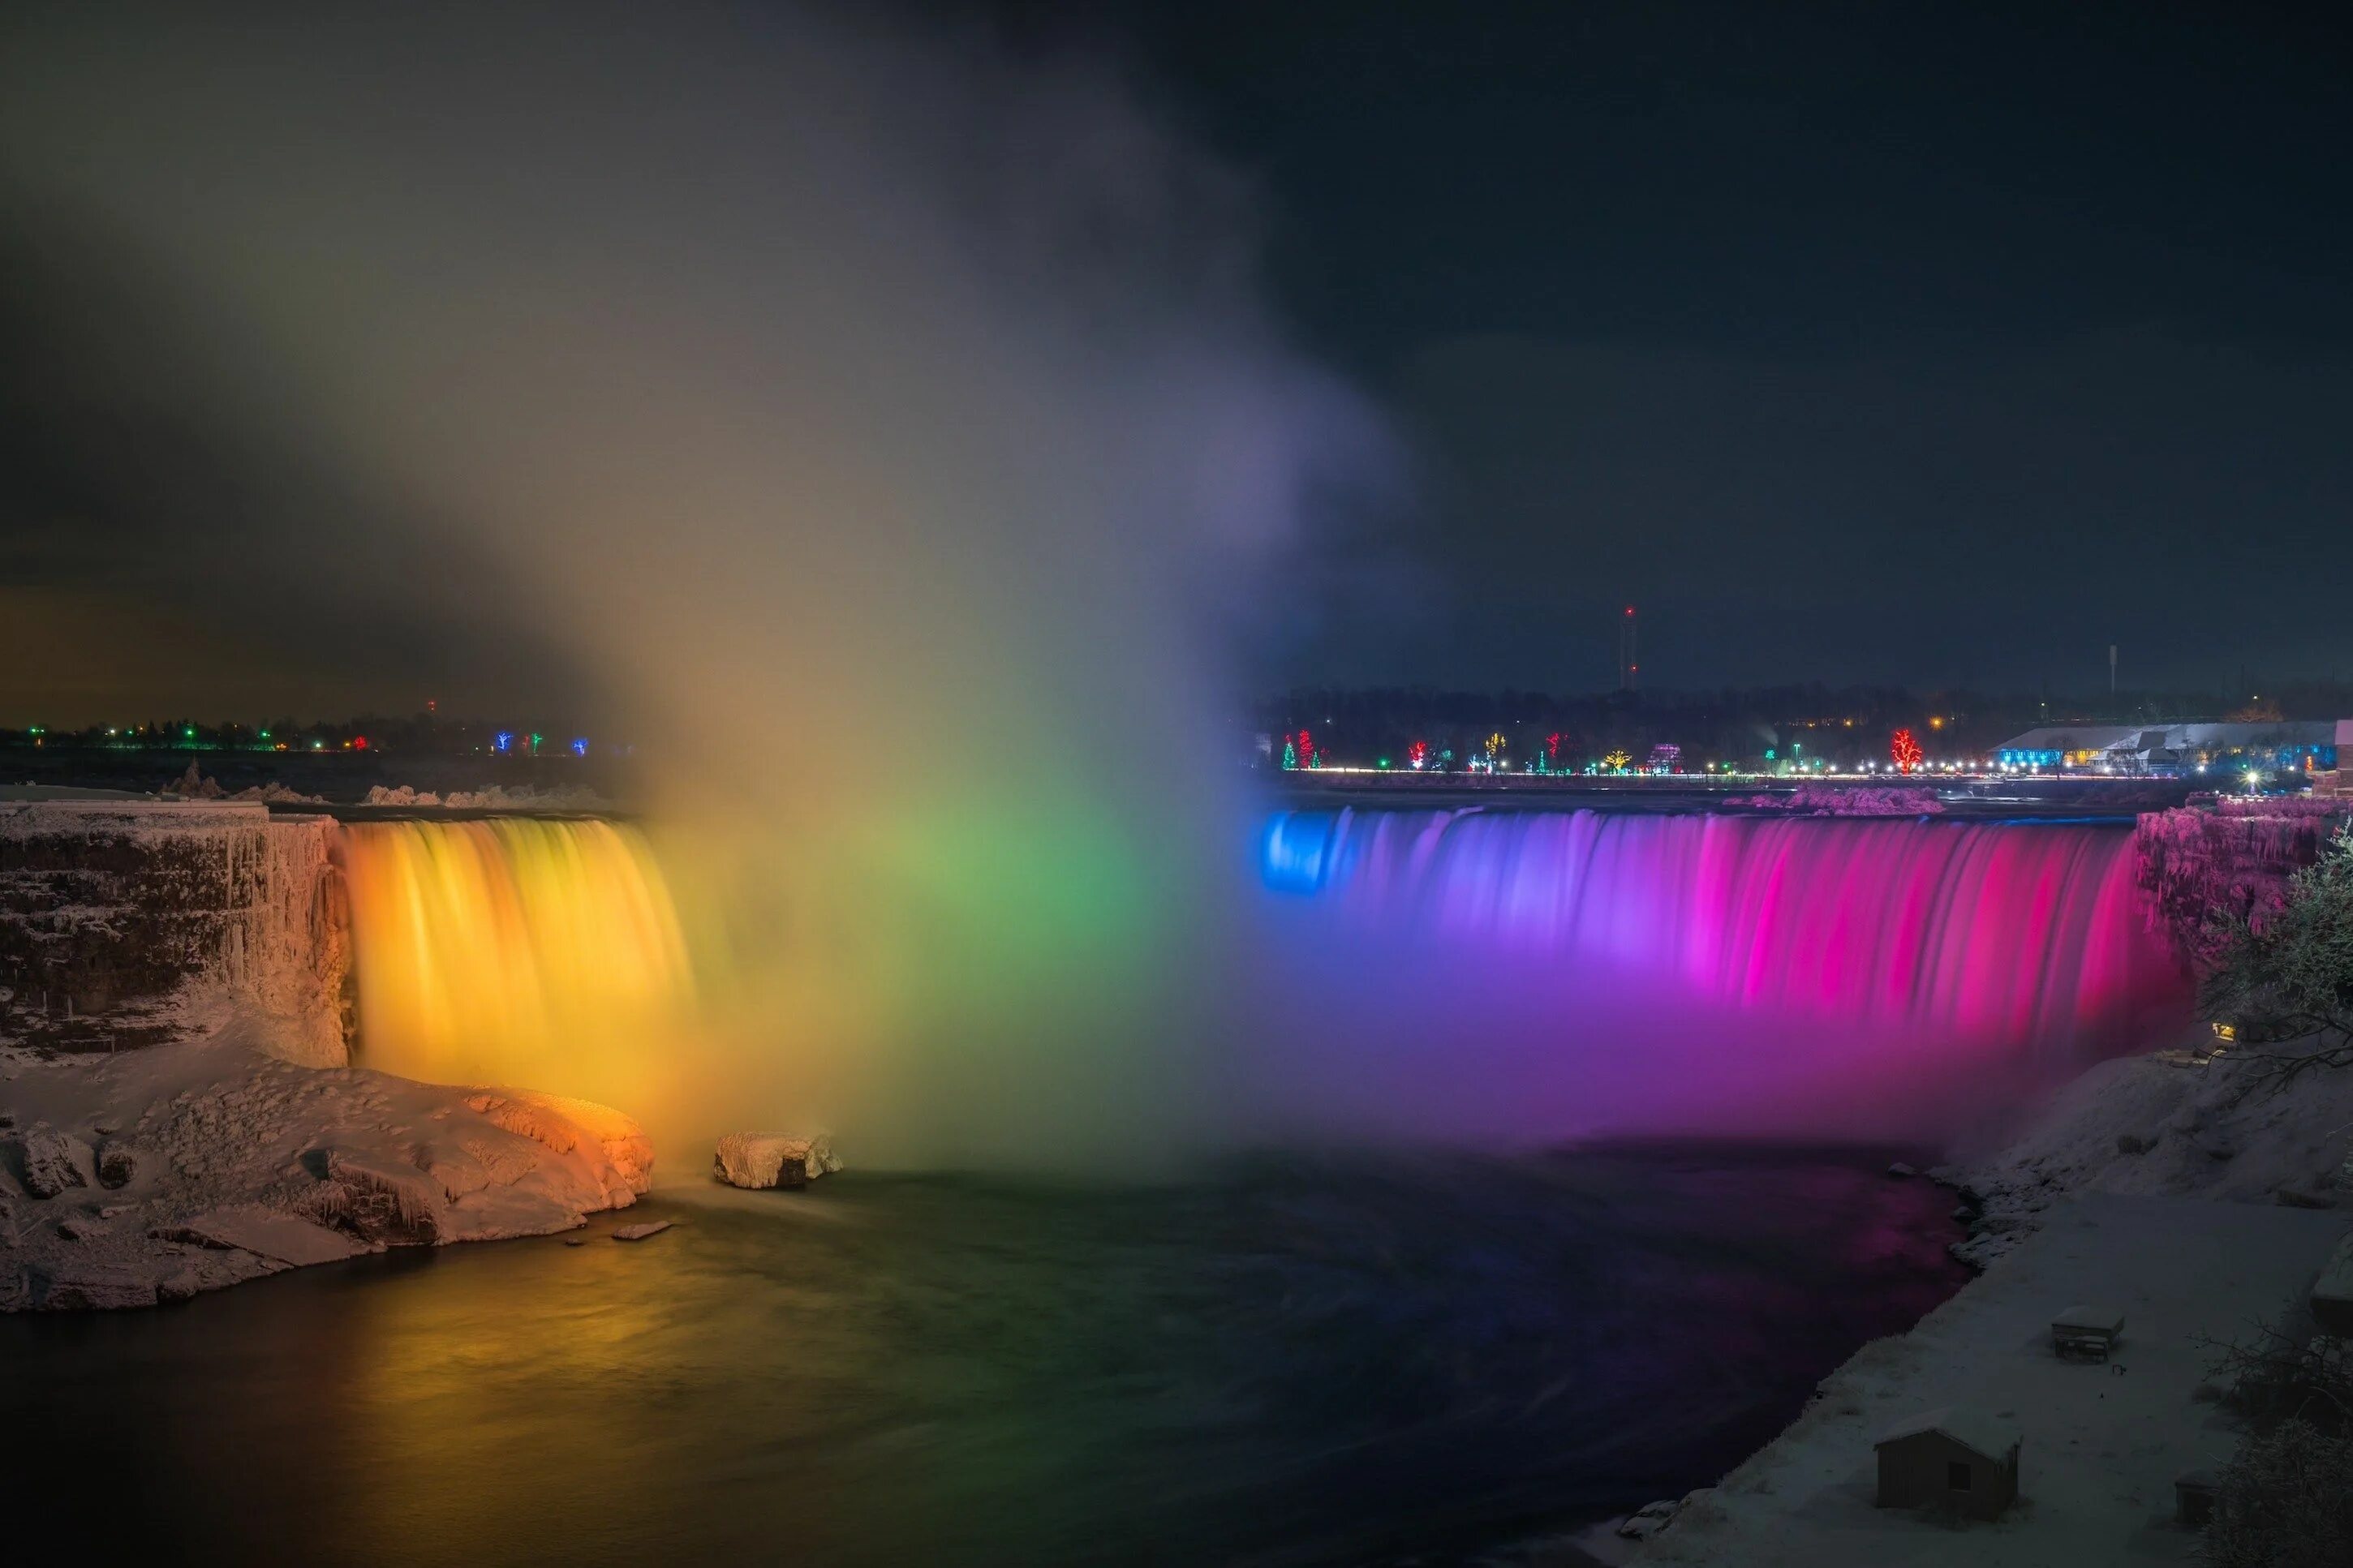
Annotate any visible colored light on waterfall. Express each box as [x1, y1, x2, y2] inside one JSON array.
[[338, 818, 695, 1086], [1258, 807, 2188, 1056]]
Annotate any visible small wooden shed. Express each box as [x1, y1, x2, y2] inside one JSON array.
[[1874, 1407, 2021, 1520], [2174, 1468, 2219, 1529]]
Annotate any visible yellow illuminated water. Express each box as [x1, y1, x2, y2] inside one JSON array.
[[338, 818, 695, 1097]]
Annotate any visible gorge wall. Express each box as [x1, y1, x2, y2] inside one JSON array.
[[0, 798, 346, 1064]]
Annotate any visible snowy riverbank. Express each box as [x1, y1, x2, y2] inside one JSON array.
[[2, 1030, 652, 1310], [1607, 1048, 2353, 1565]]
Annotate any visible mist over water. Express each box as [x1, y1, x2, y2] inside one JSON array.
[[2, 2, 1372, 1164], [1, 6, 2189, 1170]]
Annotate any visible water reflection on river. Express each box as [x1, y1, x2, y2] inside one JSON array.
[[2, 1145, 1962, 1566]]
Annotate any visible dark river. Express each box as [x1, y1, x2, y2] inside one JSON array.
[[2, 1145, 1963, 1566]]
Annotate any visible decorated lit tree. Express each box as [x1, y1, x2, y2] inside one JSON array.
[[1891, 728, 1924, 773]]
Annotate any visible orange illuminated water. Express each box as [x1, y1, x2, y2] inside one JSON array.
[[337, 818, 695, 1094]]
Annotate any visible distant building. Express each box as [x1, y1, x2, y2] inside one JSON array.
[[1993, 720, 2340, 776], [1874, 1407, 2021, 1519]]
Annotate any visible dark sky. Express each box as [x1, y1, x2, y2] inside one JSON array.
[[1087, 0, 2353, 694], [5, 2, 2352, 722]]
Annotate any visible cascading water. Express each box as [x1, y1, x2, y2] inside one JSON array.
[[1254, 807, 2192, 1143], [321, 805, 2192, 1155], [335, 819, 695, 1098]]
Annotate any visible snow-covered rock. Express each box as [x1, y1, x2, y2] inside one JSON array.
[[311, 1149, 449, 1244], [94, 1141, 142, 1189], [159, 1205, 369, 1267], [1617, 1499, 1683, 1541], [31, 1261, 158, 1311], [713, 1131, 840, 1189], [15, 1127, 92, 1197], [5, 1033, 657, 1311], [612, 1220, 673, 1241]]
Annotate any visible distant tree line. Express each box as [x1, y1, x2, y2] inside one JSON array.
[[1246, 680, 2353, 773], [0, 713, 609, 757]]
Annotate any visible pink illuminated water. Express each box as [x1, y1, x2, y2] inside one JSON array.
[[1253, 808, 2192, 1142]]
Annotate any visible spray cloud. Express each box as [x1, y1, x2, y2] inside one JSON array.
[[1, 2, 1376, 1165]]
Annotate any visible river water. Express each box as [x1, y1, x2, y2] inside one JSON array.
[[2, 1144, 1961, 1566]]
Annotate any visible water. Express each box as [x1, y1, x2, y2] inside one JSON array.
[[1262, 808, 2179, 1050], [2, 1145, 1963, 1566], [338, 818, 695, 1089], [1253, 809, 2190, 1145]]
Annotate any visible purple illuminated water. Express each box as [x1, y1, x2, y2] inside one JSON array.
[[1253, 808, 2192, 1143]]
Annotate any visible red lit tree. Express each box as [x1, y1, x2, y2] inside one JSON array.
[[1891, 728, 1924, 773]]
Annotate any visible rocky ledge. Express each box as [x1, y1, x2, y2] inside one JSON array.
[[713, 1131, 841, 1190], [2, 1036, 652, 1311]]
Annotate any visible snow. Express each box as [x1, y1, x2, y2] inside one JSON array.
[[1634, 1194, 2347, 1566], [1615, 1042, 2353, 1565], [1874, 1407, 2020, 1461], [712, 1130, 841, 1189], [359, 783, 613, 811], [2, 1029, 654, 1311]]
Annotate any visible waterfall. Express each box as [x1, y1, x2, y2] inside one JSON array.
[[1254, 808, 2192, 1140], [336, 818, 695, 1090]]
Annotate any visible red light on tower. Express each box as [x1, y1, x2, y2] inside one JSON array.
[[1890, 728, 1923, 773]]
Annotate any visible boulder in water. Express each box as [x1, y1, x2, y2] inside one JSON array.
[[713, 1132, 840, 1190]]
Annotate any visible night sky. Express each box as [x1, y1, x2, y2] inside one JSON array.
[[6, 2, 2352, 721], [1099, 0, 2353, 694]]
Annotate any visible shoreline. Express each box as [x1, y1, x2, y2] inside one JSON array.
[[1600, 1045, 2353, 1564], [2, 1030, 652, 1312]]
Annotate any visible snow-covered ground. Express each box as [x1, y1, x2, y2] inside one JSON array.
[[1633, 1193, 2342, 1566], [2, 1028, 653, 1311], [1611, 1048, 2353, 1566]]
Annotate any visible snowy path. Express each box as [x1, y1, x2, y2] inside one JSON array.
[[1639, 1194, 2346, 1566]]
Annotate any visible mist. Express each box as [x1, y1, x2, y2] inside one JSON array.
[[2, 2, 1376, 1165]]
